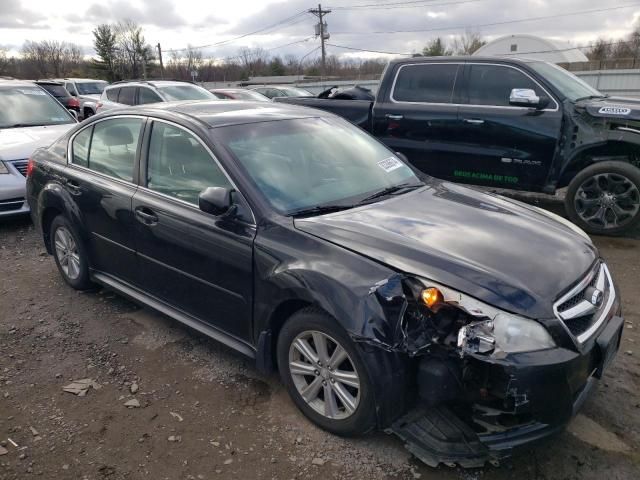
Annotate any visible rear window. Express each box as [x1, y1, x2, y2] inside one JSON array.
[[38, 84, 68, 97], [106, 88, 119, 102], [156, 85, 215, 101], [392, 63, 459, 103]]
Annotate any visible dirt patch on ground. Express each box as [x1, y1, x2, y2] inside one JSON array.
[[1, 216, 639, 480]]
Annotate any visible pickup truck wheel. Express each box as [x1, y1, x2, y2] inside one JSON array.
[[277, 308, 376, 436], [566, 161, 640, 235]]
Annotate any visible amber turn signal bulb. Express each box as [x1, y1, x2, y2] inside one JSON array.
[[421, 287, 443, 308]]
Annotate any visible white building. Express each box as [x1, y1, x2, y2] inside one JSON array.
[[472, 34, 588, 64]]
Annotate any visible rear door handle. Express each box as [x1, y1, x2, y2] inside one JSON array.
[[385, 114, 404, 120], [463, 118, 485, 125], [135, 207, 159, 226]]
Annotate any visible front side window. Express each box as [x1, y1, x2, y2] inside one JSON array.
[[393, 64, 459, 103], [216, 117, 419, 213], [0, 86, 75, 128], [138, 87, 163, 105], [74, 118, 143, 181], [465, 64, 547, 107], [146, 122, 231, 205]]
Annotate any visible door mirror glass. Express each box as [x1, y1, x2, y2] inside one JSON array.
[[199, 186, 234, 215], [510, 88, 541, 107]]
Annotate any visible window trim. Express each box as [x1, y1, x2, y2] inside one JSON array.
[[67, 114, 147, 186], [139, 117, 256, 225], [390, 62, 559, 112]]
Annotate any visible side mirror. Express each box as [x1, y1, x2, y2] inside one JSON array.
[[68, 109, 78, 120], [198, 186, 234, 216], [509, 88, 543, 108]]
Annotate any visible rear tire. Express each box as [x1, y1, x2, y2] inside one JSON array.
[[565, 161, 640, 235], [277, 307, 377, 436], [50, 215, 93, 290]]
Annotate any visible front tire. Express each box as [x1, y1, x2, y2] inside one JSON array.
[[565, 161, 640, 235], [277, 308, 377, 436], [50, 215, 93, 290]]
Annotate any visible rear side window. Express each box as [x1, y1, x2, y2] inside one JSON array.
[[72, 128, 91, 167], [146, 121, 231, 205], [465, 64, 547, 107], [138, 87, 163, 105], [393, 64, 459, 103], [106, 88, 119, 102], [118, 87, 136, 105], [71, 118, 143, 182]]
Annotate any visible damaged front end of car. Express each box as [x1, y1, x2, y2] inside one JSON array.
[[351, 272, 623, 468]]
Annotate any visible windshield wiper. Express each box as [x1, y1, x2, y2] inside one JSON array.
[[289, 204, 356, 217], [358, 182, 423, 204], [574, 94, 607, 102]]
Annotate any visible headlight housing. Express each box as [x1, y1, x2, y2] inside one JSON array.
[[418, 282, 555, 355], [0, 162, 9, 174]]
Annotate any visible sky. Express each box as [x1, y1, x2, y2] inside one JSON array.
[[1, 0, 640, 61]]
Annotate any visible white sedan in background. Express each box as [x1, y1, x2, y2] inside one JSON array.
[[0, 80, 77, 217]]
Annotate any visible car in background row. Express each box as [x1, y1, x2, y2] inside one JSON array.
[[0, 80, 76, 217], [210, 88, 271, 102], [249, 85, 314, 99], [55, 78, 108, 120], [35, 80, 81, 116], [97, 80, 216, 113], [27, 101, 623, 468]]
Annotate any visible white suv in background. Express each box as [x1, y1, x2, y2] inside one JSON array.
[[56, 78, 108, 120], [97, 80, 216, 113]]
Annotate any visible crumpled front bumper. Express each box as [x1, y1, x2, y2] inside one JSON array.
[[392, 310, 624, 467]]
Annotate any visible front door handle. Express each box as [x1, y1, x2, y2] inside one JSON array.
[[385, 114, 404, 120], [463, 118, 485, 125], [135, 207, 159, 226], [66, 180, 82, 195]]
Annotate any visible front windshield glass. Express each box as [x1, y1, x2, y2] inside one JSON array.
[[281, 86, 314, 97], [216, 117, 420, 213], [158, 85, 215, 101], [528, 62, 602, 101], [0, 86, 74, 128], [76, 81, 107, 95]]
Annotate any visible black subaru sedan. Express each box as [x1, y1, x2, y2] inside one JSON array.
[[26, 101, 623, 467]]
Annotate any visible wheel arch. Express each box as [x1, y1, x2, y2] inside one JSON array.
[[559, 140, 640, 188], [38, 182, 89, 254]]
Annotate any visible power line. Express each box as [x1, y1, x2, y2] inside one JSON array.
[[329, 0, 486, 10], [327, 43, 413, 56], [332, 3, 640, 35], [165, 10, 310, 52]]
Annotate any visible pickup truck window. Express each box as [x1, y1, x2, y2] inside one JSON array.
[[392, 63, 459, 104], [466, 64, 545, 107]]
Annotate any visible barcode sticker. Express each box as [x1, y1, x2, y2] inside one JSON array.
[[377, 156, 403, 173]]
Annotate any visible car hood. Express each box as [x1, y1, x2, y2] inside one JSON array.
[[581, 96, 640, 121], [294, 181, 597, 319], [0, 124, 74, 161]]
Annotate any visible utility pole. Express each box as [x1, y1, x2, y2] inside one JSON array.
[[309, 4, 331, 80], [157, 43, 164, 79]]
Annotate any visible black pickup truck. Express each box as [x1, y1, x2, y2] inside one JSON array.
[[276, 57, 640, 235]]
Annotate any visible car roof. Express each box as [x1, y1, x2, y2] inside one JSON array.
[[107, 80, 195, 89], [55, 78, 107, 83], [387, 55, 544, 67], [0, 79, 40, 88], [105, 100, 328, 128]]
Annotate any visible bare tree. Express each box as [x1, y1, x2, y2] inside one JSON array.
[[452, 30, 486, 55]]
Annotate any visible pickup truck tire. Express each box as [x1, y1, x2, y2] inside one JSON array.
[[277, 307, 376, 436], [565, 161, 640, 235]]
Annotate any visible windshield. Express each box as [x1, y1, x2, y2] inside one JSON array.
[[76, 81, 107, 95], [529, 62, 602, 101], [0, 86, 74, 128], [232, 90, 270, 101], [215, 117, 420, 214], [280, 86, 314, 97], [157, 85, 215, 101]]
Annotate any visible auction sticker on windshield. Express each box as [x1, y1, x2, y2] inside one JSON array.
[[377, 156, 403, 173]]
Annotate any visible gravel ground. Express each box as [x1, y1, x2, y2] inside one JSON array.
[[1, 208, 639, 480]]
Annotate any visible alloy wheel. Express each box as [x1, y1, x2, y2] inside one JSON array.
[[574, 172, 640, 230], [54, 227, 81, 280], [288, 330, 361, 420]]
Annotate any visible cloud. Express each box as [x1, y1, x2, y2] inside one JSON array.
[[0, 3, 48, 29], [85, 0, 189, 28]]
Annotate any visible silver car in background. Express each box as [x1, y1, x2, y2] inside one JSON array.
[[0, 80, 77, 217], [56, 78, 108, 120]]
